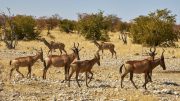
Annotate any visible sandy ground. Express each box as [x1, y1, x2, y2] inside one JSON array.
[[0, 30, 180, 101]]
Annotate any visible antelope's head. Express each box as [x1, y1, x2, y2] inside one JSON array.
[[160, 49, 166, 70], [149, 47, 157, 60], [95, 53, 100, 66], [71, 42, 83, 60], [35, 48, 43, 62]]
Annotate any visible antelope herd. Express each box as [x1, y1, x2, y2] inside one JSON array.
[[8, 38, 167, 90]]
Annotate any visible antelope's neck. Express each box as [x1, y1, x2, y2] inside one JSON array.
[[94, 42, 100, 48], [32, 54, 40, 63], [69, 53, 77, 63], [43, 40, 51, 48], [151, 59, 160, 69], [90, 58, 97, 66]]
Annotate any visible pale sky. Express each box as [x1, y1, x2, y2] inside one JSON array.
[[0, 0, 179, 24]]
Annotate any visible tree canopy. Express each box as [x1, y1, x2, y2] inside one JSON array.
[[130, 9, 178, 46]]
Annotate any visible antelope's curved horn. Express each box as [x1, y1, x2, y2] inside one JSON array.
[[78, 47, 84, 51], [161, 48, 165, 56], [153, 47, 156, 52], [150, 46, 156, 53], [33, 48, 38, 52], [150, 47, 153, 52], [73, 42, 76, 48], [77, 43, 79, 48]]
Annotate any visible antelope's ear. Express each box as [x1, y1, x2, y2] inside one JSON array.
[[155, 53, 157, 56], [71, 48, 75, 52], [94, 54, 97, 58], [79, 47, 84, 51], [33, 48, 38, 52], [73, 42, 76, 48], [96, 53, 100, 58]]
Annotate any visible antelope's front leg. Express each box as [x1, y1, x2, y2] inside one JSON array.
[[59, 49, 62, 55], [43, 68, 48, 79], [88, 71, 93, 84], [142, 73, 149, 90], [85, 72, 89, 87], [27, 66, 32, 78], [148, 71, 152, 82], [75, 70, 81, 87]]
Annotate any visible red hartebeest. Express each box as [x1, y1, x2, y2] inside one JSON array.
[[68, 53, 100, 87], [9, 49, 43, 79], [119, 49, 166, 89], [40, 38, 67, 55], [42, 43, 82, 81], [93, 40, 117, 59]]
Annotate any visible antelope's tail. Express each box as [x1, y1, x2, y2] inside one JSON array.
[[119, 64, 124, 74]]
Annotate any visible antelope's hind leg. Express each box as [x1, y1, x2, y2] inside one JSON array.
[[85, 72, 89, 87], [10, 67, 16, 79], [130, 72, 138, 89], [16, 67, 24, 78], [120, 71, 129, 88], [88, 71, 93, 84]]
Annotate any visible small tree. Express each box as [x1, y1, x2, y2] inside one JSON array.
[[59, 19, 76, 33], [0, 15, 3, 28], [13, 15, 39, 40], [77, 11, 109, 41], [130, 9, 178, 46], [36, 16, 47, 30], [46, 14, 60, 35], [104, 15, 122, 32], [119, 22, 131, 44], [0, 8, 18, 49]]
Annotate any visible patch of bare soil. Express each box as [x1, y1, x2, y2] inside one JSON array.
[[0, 49, 180, 101]]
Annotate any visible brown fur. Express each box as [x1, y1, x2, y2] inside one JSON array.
[[42, 43, 82, 81], [93, 40, 117, 59], [68, 53, 100, 87], [40, 38, 67, 55], [9, 49, 43, 79], [119, 49, 166, 89]]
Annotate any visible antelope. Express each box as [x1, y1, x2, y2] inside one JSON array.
[[42, 43, 82, 81], [119, 49, 166, 89], [68, 53, 100, 87], [9, 49, 43, 79], [93, 40, 117, 59], [40, 38, 67, 55], [147, 47, 157, 82]]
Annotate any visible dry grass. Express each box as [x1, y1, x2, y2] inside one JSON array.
[[0, 30, 180, 100], [1, 29, 179, 58]]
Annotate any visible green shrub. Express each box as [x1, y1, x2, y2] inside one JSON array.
[[13, 15, 40, 40], [77, 11, 110, 41], [130, 9, 178, 46], [59, 19, 76, 33]]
